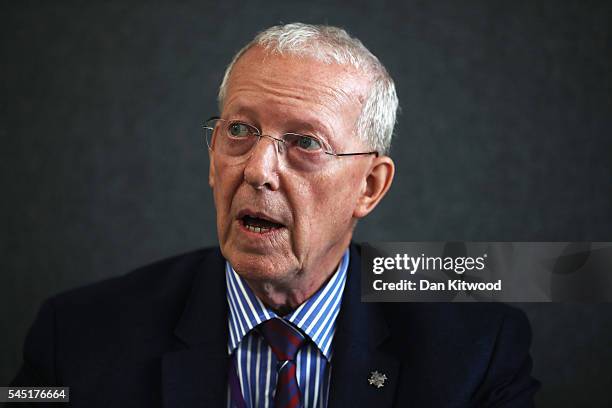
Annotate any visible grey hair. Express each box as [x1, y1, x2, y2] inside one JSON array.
[[217, 23, 398, 155]]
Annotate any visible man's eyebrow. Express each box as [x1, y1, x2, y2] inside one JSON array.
[[283, 117, 333, 138], [221, 105, 259, 121]]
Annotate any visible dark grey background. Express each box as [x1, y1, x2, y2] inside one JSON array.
[[1, 1, 611, 406]]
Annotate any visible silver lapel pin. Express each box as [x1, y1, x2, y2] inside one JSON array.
[[368, 370, 388, 388]]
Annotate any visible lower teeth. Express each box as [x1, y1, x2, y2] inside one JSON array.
[[245, 224, 271, 233]]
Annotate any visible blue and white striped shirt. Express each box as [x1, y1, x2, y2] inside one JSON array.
[[225, 249, 349, 408]]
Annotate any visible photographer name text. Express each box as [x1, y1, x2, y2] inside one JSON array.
[[372, 279, 502, 291]]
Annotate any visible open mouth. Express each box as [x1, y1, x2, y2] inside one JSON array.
[[240, 215, 285, 234]]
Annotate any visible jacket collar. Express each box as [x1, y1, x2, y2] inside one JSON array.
[[327, 243, 400, 407], [162, 247, 229, 407]]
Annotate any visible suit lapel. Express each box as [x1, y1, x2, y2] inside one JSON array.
[[328, 244, 400, 408], [162, 248, 229, 408], [162, 348, 228, 407]]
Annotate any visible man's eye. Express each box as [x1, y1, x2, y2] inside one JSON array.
[[296, 136, 322, 151], [228, 123, 251, 138]]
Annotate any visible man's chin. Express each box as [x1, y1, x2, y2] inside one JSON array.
[[222, 245, 295, 282]]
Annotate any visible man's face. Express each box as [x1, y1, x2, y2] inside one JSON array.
[[209, 46, 374, 288]]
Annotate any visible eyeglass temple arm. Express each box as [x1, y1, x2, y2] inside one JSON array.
[[326, 151, 379, 157]]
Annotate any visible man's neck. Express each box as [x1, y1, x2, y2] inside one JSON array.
[[242, 247, 348, 316]]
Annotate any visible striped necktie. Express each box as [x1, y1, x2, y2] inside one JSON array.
[[258, 317, 307, 408]]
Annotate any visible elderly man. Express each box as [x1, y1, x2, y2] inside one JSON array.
[[12, 23, 538, 407]]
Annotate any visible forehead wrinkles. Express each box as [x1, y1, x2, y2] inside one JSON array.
[[225, 48, 368, 126], [237, 73, 356, 118]]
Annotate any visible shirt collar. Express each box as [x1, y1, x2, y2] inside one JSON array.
[[225, 248, 349, 361]]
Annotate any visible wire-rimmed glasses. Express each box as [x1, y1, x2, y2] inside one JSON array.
[[202, 116, 378, 172]]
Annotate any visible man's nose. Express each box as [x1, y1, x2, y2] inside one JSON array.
[[243, 136, 281, 191]]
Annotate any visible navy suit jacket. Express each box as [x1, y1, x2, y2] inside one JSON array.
[[12, 244, 539, 407]]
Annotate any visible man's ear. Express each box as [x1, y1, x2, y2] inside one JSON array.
[[208, 150, 215, 188], [353, 156, 395, 219]]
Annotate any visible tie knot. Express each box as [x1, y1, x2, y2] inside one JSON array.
[[257, 318, 307, 361]]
